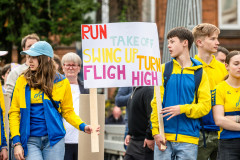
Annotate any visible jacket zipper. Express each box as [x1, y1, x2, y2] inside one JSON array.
[[175, 68, 184, 141]]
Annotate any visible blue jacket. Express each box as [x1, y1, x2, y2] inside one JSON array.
[[151, 58, 211, 144], [9, 74, 87, 156]]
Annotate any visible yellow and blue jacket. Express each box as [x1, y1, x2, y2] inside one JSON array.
[[0, 83, 7, 149], [212, 81, 240, 139], [151, 58, 211, 144], [9, 73, 87, 156], [195, 55, 228, 131]]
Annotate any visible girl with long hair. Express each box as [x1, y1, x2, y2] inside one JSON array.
[[9, 41, 99, 160], [213, 50, 240, 159]]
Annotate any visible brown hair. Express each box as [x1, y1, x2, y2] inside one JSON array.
[[224, 50, 240, 80], [216, 46, 229, 56], [192, 23, 220, 46], [167, 27, 194, 51], [0, 63, 11, 85], [53, 54, 64, 74], [24, 55, 56, 97], [21, 33, 40, 49]]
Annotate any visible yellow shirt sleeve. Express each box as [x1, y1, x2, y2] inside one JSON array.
[[9, 77, 21, 139], [60, 79, 86, 130], [213, 84, 225, 106]]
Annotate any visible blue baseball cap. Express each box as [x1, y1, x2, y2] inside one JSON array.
[[20, 41, 53, 58]]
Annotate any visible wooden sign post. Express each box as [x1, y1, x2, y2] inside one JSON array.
[[155, 86, 166, 150], [78, 94, 105, 160], [89, 88, 99, 152]]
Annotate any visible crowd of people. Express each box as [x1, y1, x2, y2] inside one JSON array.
[[116, 23, 237, 160], [0, 34, 99, 160], [0, 22, 238, 160]]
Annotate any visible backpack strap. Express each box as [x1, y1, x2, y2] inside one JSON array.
[[194, 68, 206, 148], [163, 61, 173, 89], [194, 68, 203, 102], [162, 61, 173, 107]]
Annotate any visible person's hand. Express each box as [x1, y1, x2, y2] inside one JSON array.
[[0, 148, 8, 160], [161, 105, 180, 120], [154, 134, 166, 151], [84, 125, 100, 135], [14, 145, 25, 160], [143, 139, 155, 151], [124, 135, 131, 146]]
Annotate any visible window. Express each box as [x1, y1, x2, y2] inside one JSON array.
[[218, 0, 240, 30]]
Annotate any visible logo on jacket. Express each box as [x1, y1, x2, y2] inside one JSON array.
[[33, 91, 43, 102], [211, 89, 216, 106], [236, 97, 240, 108]]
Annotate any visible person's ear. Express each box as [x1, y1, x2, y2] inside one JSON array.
[[225, 63, 229, 71], [183, 40, 188, 47], [196, 39, 203, 47]]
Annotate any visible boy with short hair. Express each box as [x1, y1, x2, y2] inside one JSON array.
[[192, 23, 228, 160], [151, 27, 211, 160]]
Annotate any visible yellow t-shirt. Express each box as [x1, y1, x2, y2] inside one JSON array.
[[195, 55, 228, 90], [212, 81, 240, 139]]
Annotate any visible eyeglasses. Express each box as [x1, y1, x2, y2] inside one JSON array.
[[63, 64, 80, 69]]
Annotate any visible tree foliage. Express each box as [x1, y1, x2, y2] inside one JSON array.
[[0, 0, 99, 63]]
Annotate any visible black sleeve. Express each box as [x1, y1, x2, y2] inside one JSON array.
[[143, 87, 154, 140]]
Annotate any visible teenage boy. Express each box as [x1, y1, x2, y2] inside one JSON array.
[[192, 23, 228, 160], [151, 27, 211, 160]]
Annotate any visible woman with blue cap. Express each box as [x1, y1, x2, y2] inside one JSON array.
[[9, 41, 99, 160]]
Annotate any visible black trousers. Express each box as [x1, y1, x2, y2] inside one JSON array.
[[64, 144, 78, 160], [217, 138, 240, 160], [124, 139, 153, 160]]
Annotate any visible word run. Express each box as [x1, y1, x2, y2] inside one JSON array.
[[84, 65, 126, 80], [82, 24, 107, 39], [132, 71, 158, 86]]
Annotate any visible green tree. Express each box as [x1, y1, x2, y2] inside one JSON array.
[[0, 0, 99, 63]]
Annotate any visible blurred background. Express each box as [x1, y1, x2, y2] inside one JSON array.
[[0, 0, 239, 159]]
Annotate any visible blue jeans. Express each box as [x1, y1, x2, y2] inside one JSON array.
[[26, 136, 65, 160], [154, 141, 198, 160]]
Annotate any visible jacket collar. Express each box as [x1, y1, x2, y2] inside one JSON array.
[[172, 57, 203, 71], [194, 55, 216, 69]]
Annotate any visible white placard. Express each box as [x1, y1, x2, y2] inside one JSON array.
[[82, 22, 162, 88]]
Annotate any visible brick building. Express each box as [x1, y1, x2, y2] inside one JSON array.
[[156, 0, 240, 54]]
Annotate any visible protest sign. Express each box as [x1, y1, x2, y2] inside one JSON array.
[[82, 22, 162, 88]]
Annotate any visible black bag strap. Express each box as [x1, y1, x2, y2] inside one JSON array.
[[163, 61, 173, 89], [48, 94, 60, 113]]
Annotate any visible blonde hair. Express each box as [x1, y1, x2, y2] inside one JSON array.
[[61, 52, 82, 66], [192, 23, 220, 46]]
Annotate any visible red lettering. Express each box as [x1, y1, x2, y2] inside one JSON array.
[[100, 24, 107, 39], [90, 25, 99, 39], [82, 25, 90, 39], [82, 24, 107, 40]]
